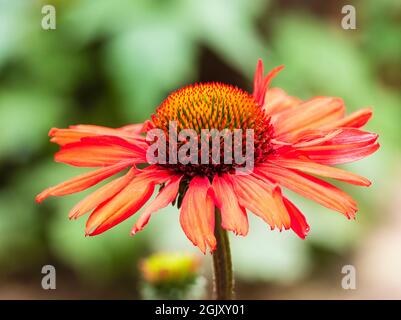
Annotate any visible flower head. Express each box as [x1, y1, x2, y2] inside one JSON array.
[[152, 82, 273, 175], [36, 59, 379, 254], [139, 252, 204, 299], [140, 252, 200, 285]]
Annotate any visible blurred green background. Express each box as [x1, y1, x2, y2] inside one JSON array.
[[0, 0, 400, 299]]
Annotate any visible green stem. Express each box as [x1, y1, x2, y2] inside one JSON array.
[[212, 208, 234, 300]]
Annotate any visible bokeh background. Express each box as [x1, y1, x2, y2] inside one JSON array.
[[0, 0, 400, 299]]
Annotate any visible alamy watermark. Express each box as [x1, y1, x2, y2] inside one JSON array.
[[341, 5, 356, 30], [341, 265, 356, 290], [41, 265, 56, 290], [41, 5, 56, 30], [146, 121, 255, 175]]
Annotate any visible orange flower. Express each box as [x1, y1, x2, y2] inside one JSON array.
[[36, 59, 379, 253]]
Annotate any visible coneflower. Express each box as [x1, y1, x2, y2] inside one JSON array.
[[36, 59, 379, 299]]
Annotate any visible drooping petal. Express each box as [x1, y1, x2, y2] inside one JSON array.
[[268, 158, 371, 186], [229, 174, 291, 230], [212, 174, 248, 236], [49, 124, 146, 146], [137, 165, 176, 183], [85, 176, 155, 236], [320, 108, 372, 130], [274, 97, 345, 137], [55, 136, 147, 167], [35, 160, 134, 203], [291, 129, 343, 148], [294, 128, 379, 165], [257, 164, 358, 218], [119, 120, 155, 135], [118, 123, 144, 134], [305, 143, 380, 165], [253, 59, 284, 106], [131, 175, 183, 235], [179, 176, 216, 254], [85, 166, 172, 236], [282, 197, 310, 239], [69, 167, 137, 219]]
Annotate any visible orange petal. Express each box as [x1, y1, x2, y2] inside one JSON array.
[[257, 164, 358, 218], [274, 97, 345, 137], [253, 60, 264, 100], [306, 143, 380, 165], [212, 174, 248, 236], [49, 124, 146, 146], [55, 136, 146, 167], [131, 175, 182, 235], [295, 128, 379, 165], [253, 59, 284, 106], [35, 160, 134, 203], [179, 176, 216, 254], [230, 174, 291, 230], [282, 197, 310, 239], [320, 108, 372, 130], [291, 129, 343, 148], [269, 158, 371, 186], [263, 87, 301, 116], [68, 167, 137, 219], [136, 165, 176, 184], [85, 173, 156, 236], [118, 123, 144, 134]]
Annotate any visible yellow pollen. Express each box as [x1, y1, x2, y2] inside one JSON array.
[[152, 83, 269, 134]]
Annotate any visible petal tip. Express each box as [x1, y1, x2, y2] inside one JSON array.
[[48, 127, 59, 137], [130, 226, 141, 236], [35, 192, 46, 203]]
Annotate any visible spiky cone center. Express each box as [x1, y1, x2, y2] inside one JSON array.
[[151, 83, 274, 179]]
